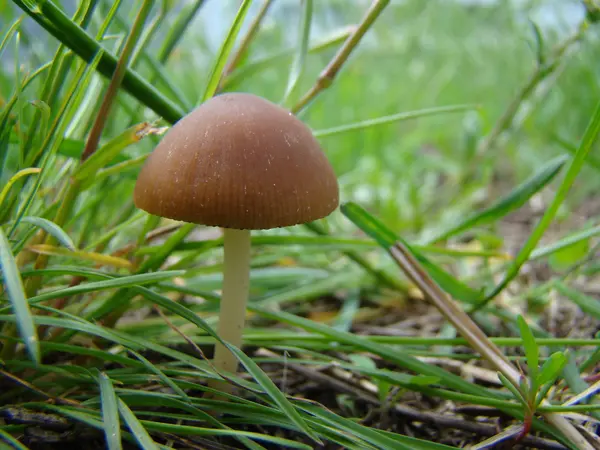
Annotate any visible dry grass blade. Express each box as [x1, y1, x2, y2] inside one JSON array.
[[388, 240, 594, 450]]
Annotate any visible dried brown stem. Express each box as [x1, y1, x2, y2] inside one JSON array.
[[291, 0, 389, 114], [81, 0, 155, 161], [388, 241, 593, 449]]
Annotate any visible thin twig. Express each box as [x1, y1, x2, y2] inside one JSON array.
[[291, 0, 389, 114]]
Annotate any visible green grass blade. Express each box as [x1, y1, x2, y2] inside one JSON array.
[[313, 104, 476, 138], [226, 344, 322, 445], [221, 25, 352, 91], [537, 352, 567, 387], [498, 372, 527, 406], [531, 224, 600, 260], [99, 372, 123, 450], [18, 216, 75, 250], [429, 154, 569, 243], [27, 404, 160, 450], [128, 349, 191, 403], [0, 428, 29, 450], [74, 123, 155, 182], [341, 202, 482, 303], [26, 271, 185, 306], [200, 0, 253, 102], [479, 99, 600, 309], [0, 228, 39, 364], [117, 398, 160, 450], [158, 0, 206, 63], [302, 405, 414, 450], [517, 315, 539, 384], [0, 167, 40, 207], [554, 281, 600, 319], [12, 0, 185, 123], [10, 51, 104, 237], [340, 202, 398, 248], [250, 305, 496, 398], [282, 0, 312, 104], [0, 17, 23, 61]]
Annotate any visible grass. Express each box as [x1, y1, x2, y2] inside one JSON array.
[[1, 0, 600, 448]]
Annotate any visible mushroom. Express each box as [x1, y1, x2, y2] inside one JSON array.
[[133, 92, 339, 393]]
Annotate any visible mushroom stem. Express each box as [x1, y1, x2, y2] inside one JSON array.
[[210, 227, 251, 393]]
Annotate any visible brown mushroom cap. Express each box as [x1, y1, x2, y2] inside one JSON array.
[[134, 92, 339, 230]]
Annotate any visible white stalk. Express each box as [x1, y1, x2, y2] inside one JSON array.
[[209, 228, 251, 394]]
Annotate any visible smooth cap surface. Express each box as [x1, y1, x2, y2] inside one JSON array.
[[134, 93, 339, 229]]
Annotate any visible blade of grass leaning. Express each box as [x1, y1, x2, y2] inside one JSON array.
[[200, 0, 253, 103], [17, 217, 75, 250], [100, 389, 267, 450], [9, 51, 104, 238], [157, 0, 206, 63], [131, 419, 313, 449], [28, 404, 162, 450], [531, 224, 600, 260], [340, 202, 592, 450], [478, 100, 600, 310], [26, 244, 133, 269], [0, 314, 214, 382], [249, 305, 496, 397], [427, 154, 569, 244], [90, 154, 149, 188], [12, 0, 185, 123], [554, 281, 600, 319], [15, 30, 26, 169], [99, 372, 123, 450], [552, 132, 600, 172], [0, 228, 40, 364], [292, 0, 390, 113], [517, 315, 539, 388], [0, 168, 41, 207], [24, 270, 185, 306], [313, 104, 476, 138], [74, 122, 166, 182], [128, 349, 191, 403], [0, 16, 23, 60], [340, 202, 482, 303], [117, 398, 159, 450], [301, 405, 414, 450], [80, 0, 156, 162], [221, 25, 353, 91], [225, 344, 322, 445], [173, 233, 505, 259], [119, 286, 324, 442], [218, 0, 275, 88], [377, 431, 461, 450], [282, 0, 313, 104], [537, 352, 567, 391], [0, 428, 29, 450]]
